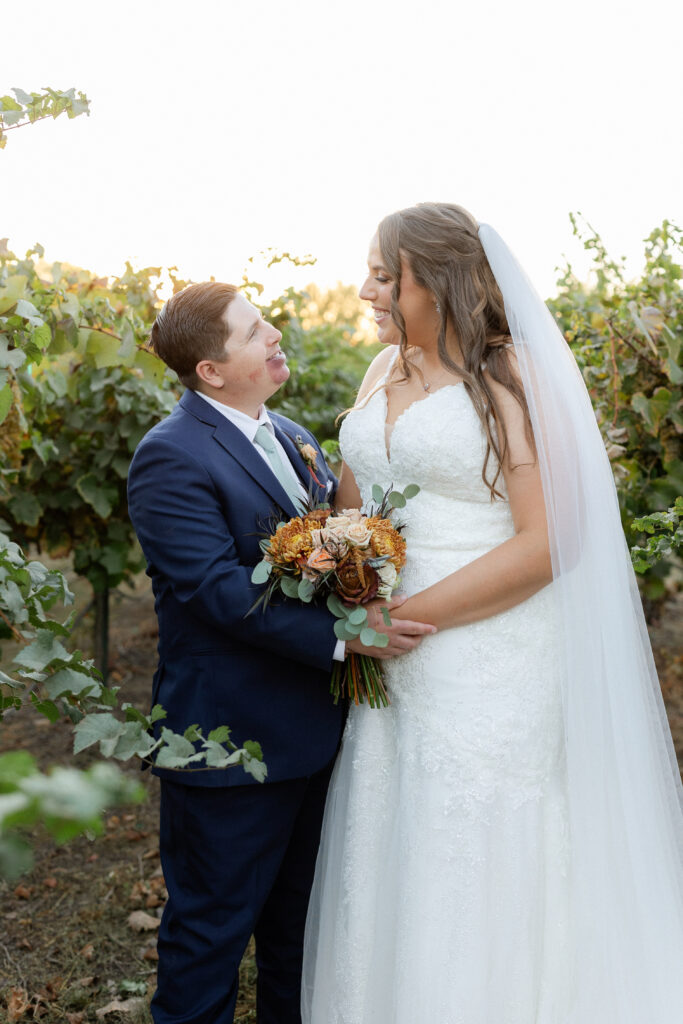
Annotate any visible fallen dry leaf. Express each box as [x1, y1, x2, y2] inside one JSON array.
[[142, 945, 159, 961], [95, 996, 147, 1018], [129, 880, 148, 904], [6, 987, 30, 1022], [66, 1013, 86, 1024], [14, 884, 32, 900], [79, 942, 95, 961], [43, 876, 58, 889], [39, 976, 63, 1001], [127, 910, 160, 932], [74, 976, 96, 988]]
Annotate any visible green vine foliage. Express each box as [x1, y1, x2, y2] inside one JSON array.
[[550, 216, 683, 600], [0, 247, 176, 592], [0, 87, 90, 149], [630, 497, 683, 574], [0, 526, 266, 878]]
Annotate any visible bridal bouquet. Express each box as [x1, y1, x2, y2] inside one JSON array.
[[250, 484, 419, 707]]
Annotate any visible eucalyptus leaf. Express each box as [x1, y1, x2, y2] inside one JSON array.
[[334, 619, 355, 641], [251, 560, 272, 585], [297, 578, 315, 602], [327, 593, 347, 618], [347, 606, 367, 626], [388, 491, 407, 508], [280, 576, 300, 599], [360, 627, 378, 647]]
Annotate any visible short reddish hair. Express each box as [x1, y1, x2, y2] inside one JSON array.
[[150, 282, 238, 388]]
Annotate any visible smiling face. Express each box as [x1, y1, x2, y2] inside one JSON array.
[[359, 235, 399, 345], [359, 234, 439, 350], [195, 294, 288, 416]]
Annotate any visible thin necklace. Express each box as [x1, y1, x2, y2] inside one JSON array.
[[420, 365, 455, 393]]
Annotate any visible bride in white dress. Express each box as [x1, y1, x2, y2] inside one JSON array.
[[302, 204, 683, 1023]]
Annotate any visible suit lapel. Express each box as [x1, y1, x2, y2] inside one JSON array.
[[273, 421, 328, 506], [179, 391, 301, 519]]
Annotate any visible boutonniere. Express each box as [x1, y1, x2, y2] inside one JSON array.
[[294, 434, 323, 486]]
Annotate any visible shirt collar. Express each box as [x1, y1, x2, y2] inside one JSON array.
[[193, 390, 273, 443]]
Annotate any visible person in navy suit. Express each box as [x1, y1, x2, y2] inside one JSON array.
[[127, 282, 434, 1024]]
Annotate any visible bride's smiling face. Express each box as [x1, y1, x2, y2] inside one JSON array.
[[359, 235, 438, 349], [359, 236, 398, 345]]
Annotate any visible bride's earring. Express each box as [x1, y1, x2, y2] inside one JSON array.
[[434, 298, 442, 315]]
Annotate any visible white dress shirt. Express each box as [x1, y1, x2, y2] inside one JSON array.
[[194, 391, 345, 662]]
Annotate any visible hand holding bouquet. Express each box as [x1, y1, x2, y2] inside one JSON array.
[[250, 484, 419, 707]]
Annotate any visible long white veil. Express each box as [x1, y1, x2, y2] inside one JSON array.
[[479, 224, 683, 1021]]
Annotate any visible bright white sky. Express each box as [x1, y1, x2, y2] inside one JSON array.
[[2, 0, 681, 302]]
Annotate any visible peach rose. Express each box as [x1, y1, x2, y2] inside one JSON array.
[[306, 547, 338, 573]]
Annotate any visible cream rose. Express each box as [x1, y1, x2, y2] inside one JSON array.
[[344, 522, 372, 548], [340, 508, 364, 524], [326, 515, 352, 537]]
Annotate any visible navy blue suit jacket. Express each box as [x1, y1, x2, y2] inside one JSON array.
[[127, 389, 345, 787]]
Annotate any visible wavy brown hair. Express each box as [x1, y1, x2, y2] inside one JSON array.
[[377, 202, 534, 499]]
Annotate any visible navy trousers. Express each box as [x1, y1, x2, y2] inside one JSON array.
[[151, 763, 333, 1024]]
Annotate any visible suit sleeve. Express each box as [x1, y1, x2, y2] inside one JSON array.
[[127, 435, 338, 672]]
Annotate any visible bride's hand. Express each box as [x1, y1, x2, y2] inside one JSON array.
[[345, 595, 437, 660]]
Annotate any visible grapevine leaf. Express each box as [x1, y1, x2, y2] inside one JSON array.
[[72, 712, 124, 755], [75, 474, 114, 518], [13, 629, 69, 671], [29, 693, 60, 723], [7, 492, 42, 527], [207, 726, 232, 745]]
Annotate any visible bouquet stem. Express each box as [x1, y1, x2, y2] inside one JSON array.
[[330, 653, 390, 708]]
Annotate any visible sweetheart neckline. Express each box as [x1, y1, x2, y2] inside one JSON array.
[[381, 382, 466, 463]]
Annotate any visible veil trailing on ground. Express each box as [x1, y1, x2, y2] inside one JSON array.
[[479, 224, 683, 1021]]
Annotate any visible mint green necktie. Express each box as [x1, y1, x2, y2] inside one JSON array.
[[254, 425, 305, 513]]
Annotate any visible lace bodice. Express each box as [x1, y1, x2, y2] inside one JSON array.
[[339, 381, 515, 592]]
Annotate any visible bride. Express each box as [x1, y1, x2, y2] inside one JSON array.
[[302, 203, 683, 1023]]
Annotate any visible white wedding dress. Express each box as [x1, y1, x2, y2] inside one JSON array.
[[302, 378, 573, 1024]]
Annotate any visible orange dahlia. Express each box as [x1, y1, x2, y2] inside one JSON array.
[[268, 518, 315, 565], [367, 517, 407, 570]]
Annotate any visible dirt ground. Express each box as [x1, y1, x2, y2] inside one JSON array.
[[0, 577, 681, 1024]]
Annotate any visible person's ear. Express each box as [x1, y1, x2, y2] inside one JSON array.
[[195, 359, 226, 389]]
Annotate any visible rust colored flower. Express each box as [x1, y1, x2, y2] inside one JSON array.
[[335, 551, 380, 605], [307, 547, 338, 573], [268, 518, 314, 564], [304, 509, 332, 527], [367, 517, 407, 570]]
